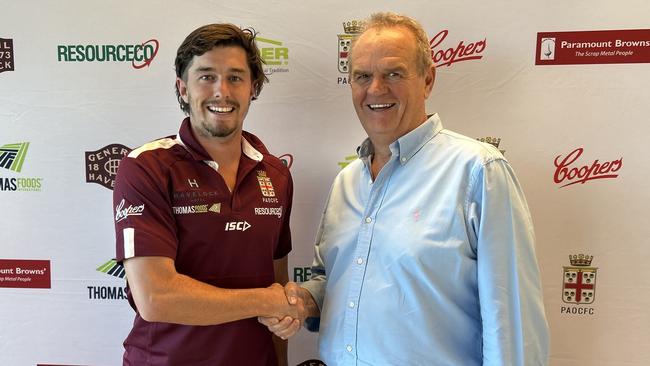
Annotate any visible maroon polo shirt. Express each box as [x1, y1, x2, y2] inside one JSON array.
[[113, 117, 292, 365]]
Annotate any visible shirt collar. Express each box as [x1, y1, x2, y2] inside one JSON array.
[[357, 113, 443, 165], [176, 117, 264, 163]]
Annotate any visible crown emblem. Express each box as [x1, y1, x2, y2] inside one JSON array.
[[569, 254, 593, 266], [476, 137, 501, 148], [343, 20, 365, 34]]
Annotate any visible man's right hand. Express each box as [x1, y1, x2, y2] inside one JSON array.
[[260, 282, 316, 339]]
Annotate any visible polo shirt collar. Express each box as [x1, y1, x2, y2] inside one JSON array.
[[357, 113, 443, 165], [176, 117, 264, 163]]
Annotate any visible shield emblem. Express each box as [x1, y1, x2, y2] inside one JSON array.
[[562, 266, 597, 304], [337, 34, 353, 73]]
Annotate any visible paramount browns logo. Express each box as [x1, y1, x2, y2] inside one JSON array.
[[85, 144, 130, 190], [430, 30, 487, 68], [553, 147, 622, 188], [0, 259, 51, 289], [536, 29, 650, 65], [57, 39, 159, 69], [0, 38, 14, 73]]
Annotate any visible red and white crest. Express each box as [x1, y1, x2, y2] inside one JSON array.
[[257, 170, 275, 197], [562, 254, 597, 304]]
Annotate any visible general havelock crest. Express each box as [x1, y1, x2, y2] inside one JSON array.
[[562, 254, 597, 304]]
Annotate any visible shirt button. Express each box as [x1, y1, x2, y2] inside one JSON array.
[[365, 217, 372, 223], [401, 157, 406, 162], [348, 301, 355, 308], [346, 345, 353, 352], [356, 257, 364, 265]]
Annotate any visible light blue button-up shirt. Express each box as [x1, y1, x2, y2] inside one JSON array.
[[302, 114, 549, 366]]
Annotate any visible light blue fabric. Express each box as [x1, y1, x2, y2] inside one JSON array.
[[302, 114, 549, 366]]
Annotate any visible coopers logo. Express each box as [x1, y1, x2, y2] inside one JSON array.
[[553, 147, 623, 188], [85, 143, 131, 190], [0, 38, 14, 74], [115, 199, 145, 223], [0, 142, 43, 192], [57, 39, 159, 69], [0, 259, 51, 289], [536, 29, 650, 65], [429, 30, 487, 68]]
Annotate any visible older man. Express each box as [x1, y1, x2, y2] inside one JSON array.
[[261, 12, 549, 366]]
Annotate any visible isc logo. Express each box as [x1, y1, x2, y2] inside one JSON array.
[[224, 221, 251, 232]]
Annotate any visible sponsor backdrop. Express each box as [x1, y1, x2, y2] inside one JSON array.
[[1, 1, 648, 365]]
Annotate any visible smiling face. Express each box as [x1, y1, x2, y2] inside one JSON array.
[[350, 26, 435, 147], [176, 46, 254, 140]]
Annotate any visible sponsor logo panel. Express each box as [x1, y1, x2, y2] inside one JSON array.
[[0, 142, 43, 192], [57, 39, 159, 69], [536, 29, 650, 65], [258, 37, 289, 75], [85, 143, 130, 190], [0, 38, 14, 74], [553, 147, 622, 188], [560, 254, 597, 316], [0, 259, 51, 288]]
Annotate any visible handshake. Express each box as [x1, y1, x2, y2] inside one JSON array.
[[259, 282, 318, 339]]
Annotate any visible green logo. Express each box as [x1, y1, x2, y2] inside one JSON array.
[[0, 142, 29, 172], [338, 154, 357, 169], [257, 37, 289, 74], [96, 259, 126, 279]]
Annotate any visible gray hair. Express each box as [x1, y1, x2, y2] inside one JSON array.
[[350, 12, 433, 76]]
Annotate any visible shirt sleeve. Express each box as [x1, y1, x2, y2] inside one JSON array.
[[466, 157, 549, 366], [113, 155, 178, 263]]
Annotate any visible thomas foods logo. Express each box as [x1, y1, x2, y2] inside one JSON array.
[[560, 254, 597, 316], [536, 29, 650, 65], [0, 142, 43, 192], [0, 38, 15, 74], [553, 147, 622, 188], [429, 30, 487, 68], [89, 259, 128, 300], [57, 39, 159, 69], [0, 259, 51, 289], [258, 37, 289, 75], [85, 143, 131, 190]]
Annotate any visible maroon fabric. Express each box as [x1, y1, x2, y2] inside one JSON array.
[[114, 118, 292, 365]]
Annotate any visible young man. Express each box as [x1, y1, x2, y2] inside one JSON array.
[[261, 12, 549, 365], [114, 23, 300, 365]]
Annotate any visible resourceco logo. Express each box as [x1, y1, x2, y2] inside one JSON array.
[[278, 154, 294, 169], [0, 142, 43, 192], [85, 143, 131, 190], [57, 39, 159, 69], [553, 147, 622, 188], [0, 38, 15, 74], [258, 37, 289, 75]]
